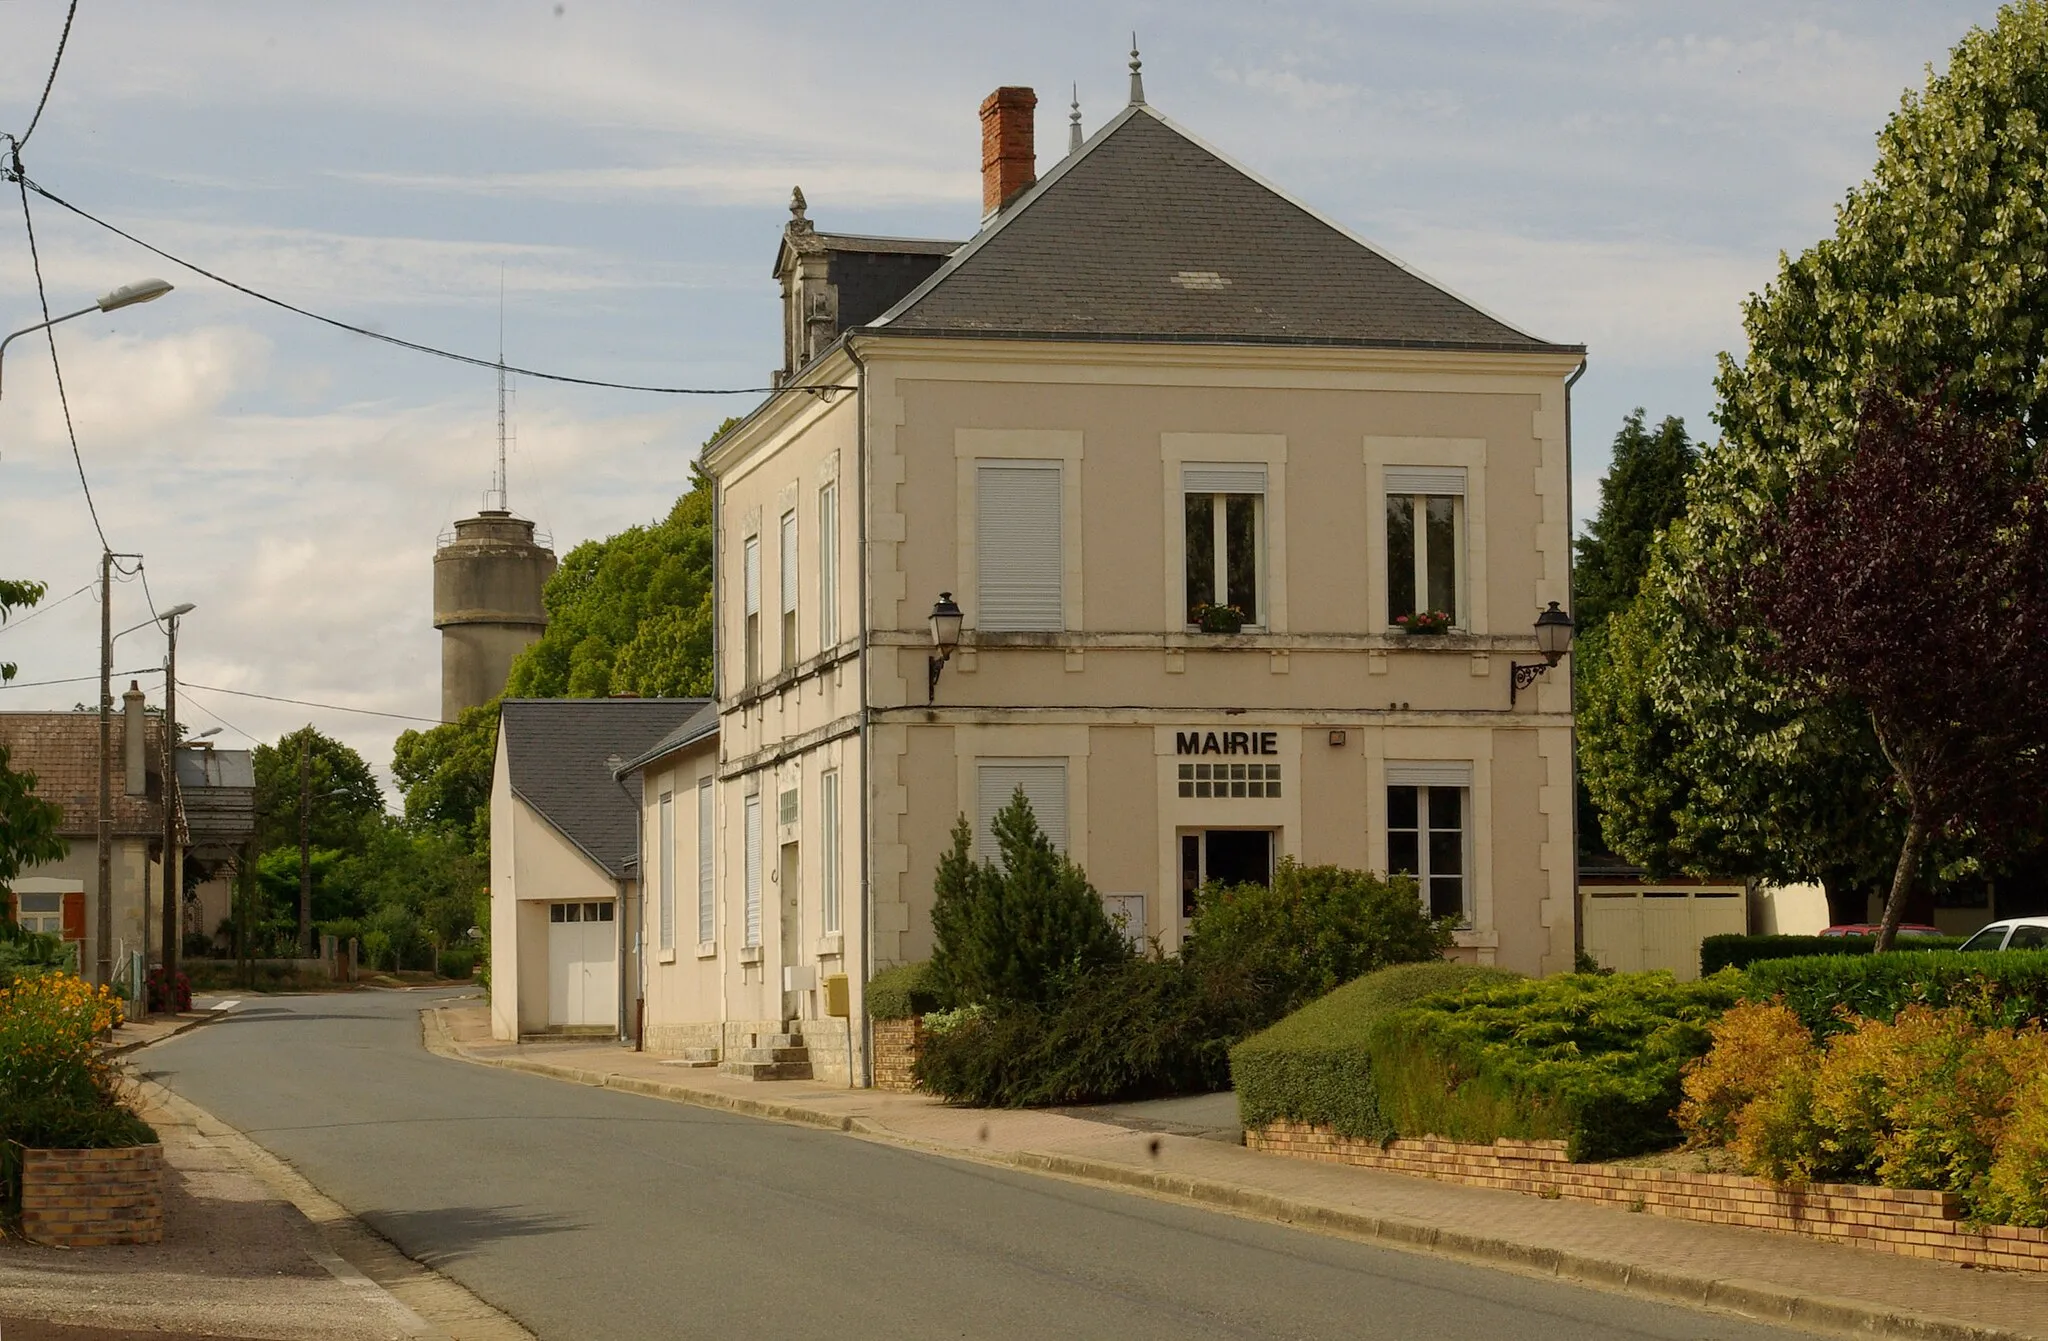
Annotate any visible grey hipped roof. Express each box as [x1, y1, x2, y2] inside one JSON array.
[[499, 698, 709, 878], [613, 700, 719, 778], [873, 104, 1579, 354]]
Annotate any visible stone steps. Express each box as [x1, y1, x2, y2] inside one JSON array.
[[716, 1028, 812, 1081]]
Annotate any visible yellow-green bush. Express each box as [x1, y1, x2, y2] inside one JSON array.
[[0, 970, 155, 1213]]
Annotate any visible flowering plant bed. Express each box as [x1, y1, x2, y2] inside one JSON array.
[[1394, 610, 1454, 634], [1189, 602, 1248, 634]]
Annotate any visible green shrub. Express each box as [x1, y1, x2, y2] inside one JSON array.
[[1185, 861, 1454, 1021], [867, 960, 947, 1020], [1232, 961, 1521, 1141], [1700, 933, 1965, 975], [1366, 971, 1745, 1161], [1743, 948, 2048, 1035], [928, 797, 1131, 1007], [0, 971, 153, 1214], [437, 948, 476, 980]]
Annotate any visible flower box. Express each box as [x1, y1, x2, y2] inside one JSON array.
[[1191, 602, 1248, 635], [20, 1143, 164, 1247], [1394, 610, 1454, 635]]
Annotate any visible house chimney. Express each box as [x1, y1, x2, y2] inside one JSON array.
[[979, 86, 1037, 217], [122, 680, 147, 797]]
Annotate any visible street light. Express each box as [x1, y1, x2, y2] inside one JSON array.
[[927, 592, 964, 704], [1509, 602, 1576, 705], [0, 278, 175, 401]]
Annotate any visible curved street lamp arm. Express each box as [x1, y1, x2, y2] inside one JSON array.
[[0, 303, 98, 402]]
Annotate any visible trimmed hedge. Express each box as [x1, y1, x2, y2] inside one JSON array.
[[1700, 933, 1966, 975], [867, 960, 947, 1020], [1743, 948, 2048, 1035], [1231, 962, 1521, 1141], [1366, 971, 1745, 1161]]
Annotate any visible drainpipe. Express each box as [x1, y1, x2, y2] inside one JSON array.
[[844, 334, 873, 1089], [1565, 356, 1588, 972], [608, 752, 638, 1048]]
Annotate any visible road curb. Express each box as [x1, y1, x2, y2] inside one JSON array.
[[418, 1009, 2041, 1341], [106, 1008, 227, 1056]]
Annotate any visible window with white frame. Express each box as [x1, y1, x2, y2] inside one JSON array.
[[743, 792, 763, 947], [975, 761, 1067, 863], [779, 509, 798, 670], [658, 791, 675, 951], [696, 778, 715, 945], [742, 534, 761, 684], [1183, 464, 1266, 626], [1386, 761, 1472, 924], [976, 461, 1063, 631], [13, 892, 61, 936], [818, 481, 838, 648], [820, 769, 841, 935], [1385, 466, 1465, 628]]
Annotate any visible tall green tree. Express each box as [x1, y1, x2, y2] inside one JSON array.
[[392, 700, 500, 839], [0, 579, 65, 905], [250, 727, 383, 856], [1579, 3, 2048, 912]]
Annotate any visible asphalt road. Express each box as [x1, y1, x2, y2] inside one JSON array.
[[144, 991, 1819, 1341]]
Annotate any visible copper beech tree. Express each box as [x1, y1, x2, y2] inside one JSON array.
[[1732, 388, 2048, 950]]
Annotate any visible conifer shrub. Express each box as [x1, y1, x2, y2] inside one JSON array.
[[1364, 971, 1745, 1161], [866, 960, 946, 1020], [1232, 961, 1521, 1141]]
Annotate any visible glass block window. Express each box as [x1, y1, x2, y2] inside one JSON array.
[[1178, 762, 1282, 799]]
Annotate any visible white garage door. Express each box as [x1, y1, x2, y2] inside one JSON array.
[[546, 901, 617, 1028]]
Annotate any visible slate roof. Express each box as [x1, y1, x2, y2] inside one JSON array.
[[873, 104, 1579, 354], [499, 698, 708, 878], [0, 710, 162, 837], [614, 700, 720, 778]]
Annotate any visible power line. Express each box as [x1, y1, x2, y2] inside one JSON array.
[[9, 173, 856, 400], [14, 0, 79, 150], [175, 684, 259, 745], [0, 665, 160, 690], [13, 168, 109, 549], [0, 579, 94, 634], [180, 681, 444, 724]]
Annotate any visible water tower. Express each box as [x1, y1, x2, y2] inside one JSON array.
[[432, 353, 556, 721]]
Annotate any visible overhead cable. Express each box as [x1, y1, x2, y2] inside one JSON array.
[[8, 173, 855, 399], [0, 665, 161, 690], [0, 579, 94, 634], [180, 681, 445, 725], [13, 169, 110, 549], [14, 0, 80, 151]]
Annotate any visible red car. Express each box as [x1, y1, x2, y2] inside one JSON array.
[[1818, 923, 1945, 938]]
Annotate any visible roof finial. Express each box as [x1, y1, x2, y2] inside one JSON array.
[[1069, 83, 1083, 153], [789, 185, 807, 221], [1129, 35, 1145, 105]]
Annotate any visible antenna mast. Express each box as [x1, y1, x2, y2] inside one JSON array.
[[490, 272, 510, 512]]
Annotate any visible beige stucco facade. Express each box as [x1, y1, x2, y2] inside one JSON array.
[[632, 333, 1581, 1083]]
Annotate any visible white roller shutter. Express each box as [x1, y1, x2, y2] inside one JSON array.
[[976, 463, 1063, 631], [743, 537, 761, 614], [1182, 463, 1267, 495], [976, 762, 1068, 861], [696, 779, 715, 944], [743, 793, 763, 947], [1384, 466, 1467, 496], [1386, 760, 1474, 788], [779, 511, 797, 614]]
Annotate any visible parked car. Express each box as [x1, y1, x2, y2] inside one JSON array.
[[1818, 922, 1945, 938], [1956, 916, 2048, 952]]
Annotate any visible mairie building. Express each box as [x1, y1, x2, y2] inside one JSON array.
[[491, 77, 1586, 1085]]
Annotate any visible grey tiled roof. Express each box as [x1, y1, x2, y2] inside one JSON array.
[[614, 700, 719, 778], [876, 105, 1578, 353], [500, 698, 708, 878]]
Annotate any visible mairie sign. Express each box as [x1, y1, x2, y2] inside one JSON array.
[[1176, 729, 1279, 757]]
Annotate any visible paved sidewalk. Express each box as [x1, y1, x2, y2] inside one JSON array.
[[104, 1004, 232, 1055], [429, 1005, 2048, 1341]]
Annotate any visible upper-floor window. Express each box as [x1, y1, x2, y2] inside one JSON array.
[[818, 481, 839, 649], [696, 778, 715, 945], [779, 509, 798, 670], [743, 792, 764, 948], [657, 791, 675, 952], [1183, 464, 1266, 627], [976, 461, 1063, 631], [1385, 467, 1466, 629], [742, 534, 761, 685], [820, 769, 841, 936]]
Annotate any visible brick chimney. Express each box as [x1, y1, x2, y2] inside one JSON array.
[[979, 86, 1037, 216]]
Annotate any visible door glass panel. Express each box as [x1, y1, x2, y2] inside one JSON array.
[[1225, 494, 1258, 619], [1181, 834, 1201, 918], [1185, 494, 1215, 619], [1425, 496, 1458, 621], [1386, 495, 1415, 621]]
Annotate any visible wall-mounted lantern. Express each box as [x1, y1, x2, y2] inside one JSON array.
[[927, 592, 964, 704], [1509, 601, 1575, 705]]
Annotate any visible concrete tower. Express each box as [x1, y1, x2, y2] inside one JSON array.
[[433, 511, 554, 721], [433, 332, 556, 721]]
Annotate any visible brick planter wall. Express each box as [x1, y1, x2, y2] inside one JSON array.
[[872, 1017, 924, 1092], [1247, 1122, 2048, 1272], [21, 1144, 164, 1247]]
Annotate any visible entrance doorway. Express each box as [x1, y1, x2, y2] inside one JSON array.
[[545, 900, 616, 1029], [779, 842, 802, 1020], [1179, 829, 1275, 918]]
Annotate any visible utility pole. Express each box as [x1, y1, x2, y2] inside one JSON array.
[[161, 610, 183, 990], [95, 550, 113, 987], [298, 729, 313, 957]]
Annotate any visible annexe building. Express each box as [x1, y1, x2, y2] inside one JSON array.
[[629, 77, 1586, 1084]]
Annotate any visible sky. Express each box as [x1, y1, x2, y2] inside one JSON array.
[[0, 0, 2005, 796]]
